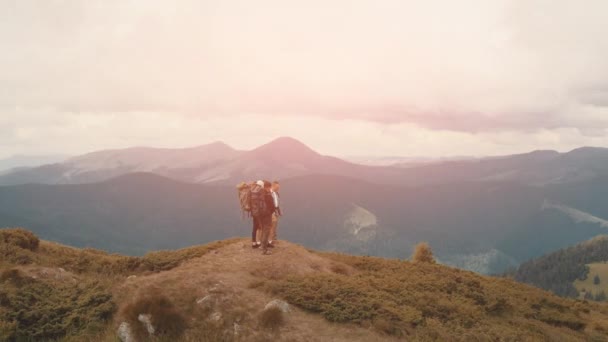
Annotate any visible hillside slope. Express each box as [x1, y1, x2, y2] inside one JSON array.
[[512, 235, 608, 299], [2, 228, 608, 341]]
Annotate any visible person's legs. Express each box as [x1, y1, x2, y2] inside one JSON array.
[[260, 215, 272, 254], [256, 226, 262, 245], [270, 213, 279, 243], [252, 217, 260, 247]]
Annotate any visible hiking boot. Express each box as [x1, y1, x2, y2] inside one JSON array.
[[252, 242, 259, 249], [268, 243, 275, 248]]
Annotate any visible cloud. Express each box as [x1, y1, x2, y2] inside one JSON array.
[[0, 0, 607, 136]]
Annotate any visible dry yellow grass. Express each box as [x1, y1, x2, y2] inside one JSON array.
[[411, 242, 436, 264], [108, 240, 608, 341], [110, 239, 393, 341], [574, 263, 608, 298], [3, 228, 608, 341]]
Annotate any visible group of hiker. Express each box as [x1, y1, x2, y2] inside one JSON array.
[[237, 180, 282, 255]]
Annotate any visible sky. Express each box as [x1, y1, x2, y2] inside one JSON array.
[[1, 0, 608, 159]]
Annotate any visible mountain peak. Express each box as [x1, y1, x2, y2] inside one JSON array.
[[563, 146, 608, 162], [566, 146, 608, 155], [203, 140, 233, 149], [250, 137, 321, 158], [189, 140, 237, 153], [268, 136, 311, 147]]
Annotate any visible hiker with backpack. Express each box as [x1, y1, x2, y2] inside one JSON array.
[[258, 181, 277, 254], [238, 179, 276, 253], [249, 180, 275, 254], [255, 181, 281, 247], [237, 181, 263, 248]]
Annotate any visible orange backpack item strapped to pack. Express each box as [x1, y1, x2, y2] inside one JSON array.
[[237, 181, 252, 218]]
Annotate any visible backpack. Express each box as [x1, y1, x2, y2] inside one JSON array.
[[236, 182, 252, 217], [249, 184, 268, 218]]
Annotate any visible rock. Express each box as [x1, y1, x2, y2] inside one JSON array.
[[117, 322, 135, 342], [127, 275, 137, 280], [196, 295, 216, 309], [209, 283, 224, 294], [138, 314, 155, 335], [209, 312, 222, 322], [264, 299, 291, 313]]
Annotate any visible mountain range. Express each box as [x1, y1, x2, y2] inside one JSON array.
[[0, 154, 68, 173], [2, 137, 608, 274], [3, 137, 608, 187]]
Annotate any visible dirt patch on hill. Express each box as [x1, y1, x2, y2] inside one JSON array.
[[113, 240, 386, 341]]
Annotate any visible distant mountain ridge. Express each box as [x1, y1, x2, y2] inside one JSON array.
[[0, 154, 69, 172], [0, 142, 242, 185], [2, 137, 608, 187], [68, 141, 239, 170], [3, 172, 608, 274]]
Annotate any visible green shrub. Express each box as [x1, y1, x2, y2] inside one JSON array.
[[0, 321, 17, 342], [122, 291, 187, 339], [0, 275, 116, 341], [0, 268, 31, 286], [411, 242, 435, 264], [263, 252, 593, 339], [0, 269, 20, 282], [266, 272, 423, 336], [0, 291, 9, 306], [485, 298, 510, 315], [0, 228, 40, 251], [0, 229, 39, 266]]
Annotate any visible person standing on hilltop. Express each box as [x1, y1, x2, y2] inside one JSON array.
[[259, 180, 276, 255], [250, 180, 265, 248], [268, 181, 282, 247]]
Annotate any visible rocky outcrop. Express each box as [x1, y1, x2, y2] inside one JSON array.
[[138, 314, 155, 335], [117, 314, 156, 342], [264, 299, 291, 313], [117, 322, 135, 342], [196, 295, 215, 309]]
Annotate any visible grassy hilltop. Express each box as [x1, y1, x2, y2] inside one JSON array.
[[2, 228, 608, 341]]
